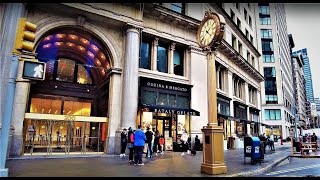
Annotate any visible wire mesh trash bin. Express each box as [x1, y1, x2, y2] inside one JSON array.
[[244, 136, 263, 165]]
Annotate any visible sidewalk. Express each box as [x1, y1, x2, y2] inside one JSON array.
[[6, 142, 292, 177]]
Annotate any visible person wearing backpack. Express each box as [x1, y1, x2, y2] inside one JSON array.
[[127, 127, 135, 164], [120, 128, 128, 157]]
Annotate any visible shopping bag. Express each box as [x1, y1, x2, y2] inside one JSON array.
[[143, 143, 148, 153]]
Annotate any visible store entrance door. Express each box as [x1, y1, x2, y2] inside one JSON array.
[[156, 116, 172, 138]]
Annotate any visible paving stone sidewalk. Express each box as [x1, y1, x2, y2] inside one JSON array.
[[6, 142, 292, 177]]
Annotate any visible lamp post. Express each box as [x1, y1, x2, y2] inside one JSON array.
[[197, 11, 227, 175]]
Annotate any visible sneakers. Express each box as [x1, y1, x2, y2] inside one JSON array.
[[181, 152, 185, 156], [160, 152, 164, 155], [120, 153, 126, 157], [138, 163, 144, 166]]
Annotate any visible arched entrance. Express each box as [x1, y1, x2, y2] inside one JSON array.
[[23, 27, 113, 155]]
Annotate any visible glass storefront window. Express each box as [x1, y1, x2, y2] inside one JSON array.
[[56, 59, 75, 82], [30, 98, 62, 114], [45, 60, 55, 80], [141, 90, 157, 105], [142, 112, 153, 131], [77, 64, 92, 85], [157, 93, 168, 106], [177, 95, 189, 108]]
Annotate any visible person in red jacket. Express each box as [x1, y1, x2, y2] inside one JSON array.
[[159, 135, 165, 155]]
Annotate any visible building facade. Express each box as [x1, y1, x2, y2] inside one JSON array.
[[292, 48, 314, 103], [0, 3, 263, 157], [256, 3, 295, 139]]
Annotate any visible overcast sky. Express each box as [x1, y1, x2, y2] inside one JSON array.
[[285, 4, 320, 98]]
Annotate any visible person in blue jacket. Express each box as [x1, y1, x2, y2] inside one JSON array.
[[133, 125, 147, 165]]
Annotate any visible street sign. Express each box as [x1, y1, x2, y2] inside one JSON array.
[[22, 60, 46, 80]]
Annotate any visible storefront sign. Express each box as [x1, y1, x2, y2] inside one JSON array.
[[165, 137, 173, 151], [146, 82, 188, 92], [153, 108, 199, 116]]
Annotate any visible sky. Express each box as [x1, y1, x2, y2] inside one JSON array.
[[285, 4, 320, 98]]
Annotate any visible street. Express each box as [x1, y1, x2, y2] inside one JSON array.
[[254, 158, 320, 177]]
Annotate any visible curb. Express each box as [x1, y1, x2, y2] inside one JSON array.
[[8, 154, 118, 160], [225, 154, 291, 177]]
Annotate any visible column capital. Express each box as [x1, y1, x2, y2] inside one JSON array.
[[170, 42, 176, 51], [124, 23, 142, 34], [153, 37, 159, 46]]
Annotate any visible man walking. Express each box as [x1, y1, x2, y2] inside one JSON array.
[[134, 125, 147, 165], [269, 133, 275, 151], [145, 127, 153, 158]]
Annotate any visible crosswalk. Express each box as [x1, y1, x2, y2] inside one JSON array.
[[265, 164, 320, 176]]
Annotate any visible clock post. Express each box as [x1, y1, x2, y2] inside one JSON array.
[[197, 11, 227, 175]]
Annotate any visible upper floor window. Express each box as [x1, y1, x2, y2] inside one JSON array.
[[264, 67, 276, 77], [157, 44, 168, 73], [259, 5, 270, 15], [238, 42, 243, 56], [260, 17, 271, 25], [262, 40, 273, 52], [230, 9, 235, 22], [237, 18, 241, 29], [249, 16, 252, 28], [245, 29, 249, 39], [235, 3, 240, 10], [173, 48, 184, 76], [251, 57, 255, 68], [140, 39, 151, 69], [171, 3, 185, 14], [232, 35, 237, 49], [261, 29, 272, 38], [264, 109, 281, 120], [262, 54, 275, 63], [250, 35, 253, 44], [244, 8, 247, 21]]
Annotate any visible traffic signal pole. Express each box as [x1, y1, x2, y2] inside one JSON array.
[[0, 53, 20, 177]]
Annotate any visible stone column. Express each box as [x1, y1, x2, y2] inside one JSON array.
[[106, 73, 122, 154], [227, 70, 235, 136], [168, 42, 175, 74], [150, 38, 158, 71], [10, 60, 31, 157], [184, 49, 190, 78], [120, 25, 140, 130], [244, 82, 250, 135], [216, 65, 220, 89]]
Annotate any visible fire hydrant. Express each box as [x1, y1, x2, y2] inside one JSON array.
[[280, 135, 283, 145]]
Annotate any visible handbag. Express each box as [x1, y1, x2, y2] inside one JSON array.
[[143, 143, 148, 153], [127, 143, 133, 149]]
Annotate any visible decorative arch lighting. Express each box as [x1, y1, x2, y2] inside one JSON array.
[[68, 34, 79, 41], [66, 42, 75, 47], [77, 45, 86, 52], [94, 58, 101, 67], [56, 34, 66, 39], [90, 44, 99, 52], [43, 43, 52, 48], [80, 38, 89, 45], [100, 68, 105, 76], [87, 51, 95, 58], [44, 35, 53, 41], [99, 53, 106, 61], [54, 42, 64, 46]]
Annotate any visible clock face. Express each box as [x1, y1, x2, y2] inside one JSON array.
[[199, 18, 217, 47]]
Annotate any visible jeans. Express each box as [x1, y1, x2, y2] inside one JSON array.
[[121, 142, 127, 154], [270, 141, 275, 151], [128, 147, 134, 161], [147, 143, 153, 157], [134, 146, 144, 164]]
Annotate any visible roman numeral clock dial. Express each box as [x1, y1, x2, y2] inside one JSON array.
[[197, 12, 225, 49]]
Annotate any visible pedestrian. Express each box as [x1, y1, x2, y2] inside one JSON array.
[[127, 127, 135, 164], [311, 133, 318, 151], [180, 129, 189, 155], [269, 133, 275, 151], [159, 135, 165, 154], [195, 135, 201, 151], [133, 125, 147, 165], [120, 128, 128, 157], [259, 133, 266, 154], [145, 127, 153, 158], [154, 130, 160, 156]]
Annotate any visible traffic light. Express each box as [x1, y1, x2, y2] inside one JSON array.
[[22, 60, 46, 81], [13, 18, 37, 53]]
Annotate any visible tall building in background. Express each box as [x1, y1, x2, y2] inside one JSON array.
[[314, 97, 320, 113], [256, 3, 295, 138], [292, 48, 314, 103]]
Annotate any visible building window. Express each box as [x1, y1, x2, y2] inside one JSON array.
[[248, 3, 251, 10], [157, 44, 168, 73], [264, 67, 276, 77], [259, 5, 270, 15], [233, 77, 244, 99], [250, 35, 253, 44], [260, 17, 271, 25], [237, 18, 241, 29], [251, 57, 255, 68], [171, 3, 185, 14], [140, 40, 151, 69], [238, 42, 243, 56], [232, 35, 237, 49], [56, 59, 75, 83], [265, 80, 277, 92], [266, 95, 278, 104], [261, 29, 272, 38], [245, 29, 249, 39], [262, 54, 275, 62], [177, 95, 189, 108], [264, 109, 281, 120], [249, 86, 257, 105], [236, 3, 240, 10], [141, 90, 157, 105], [77, 64, 92, 85], [262, 40, 273, 52], [230, 9, 235, 22], [247, 51, 250, 62], [249, 16, 252, 28], [173, 48, 184, 76], [244, 8, 247, 21]]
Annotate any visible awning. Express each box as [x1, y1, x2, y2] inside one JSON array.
[[141, 105, 200, 116]]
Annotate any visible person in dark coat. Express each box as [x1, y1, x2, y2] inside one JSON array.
[[195, 135, 201, 151], [127, 127, 135, 164], [145, 127, 153, 158], [120, 128, 128, 157]]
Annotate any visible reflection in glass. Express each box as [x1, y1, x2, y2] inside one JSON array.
[[77, 64, 92, 85], [157, 45, 168, 73], [56, 59, 75, 82]]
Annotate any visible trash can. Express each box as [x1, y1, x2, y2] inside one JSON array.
[[244, 136, 263, 165]]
